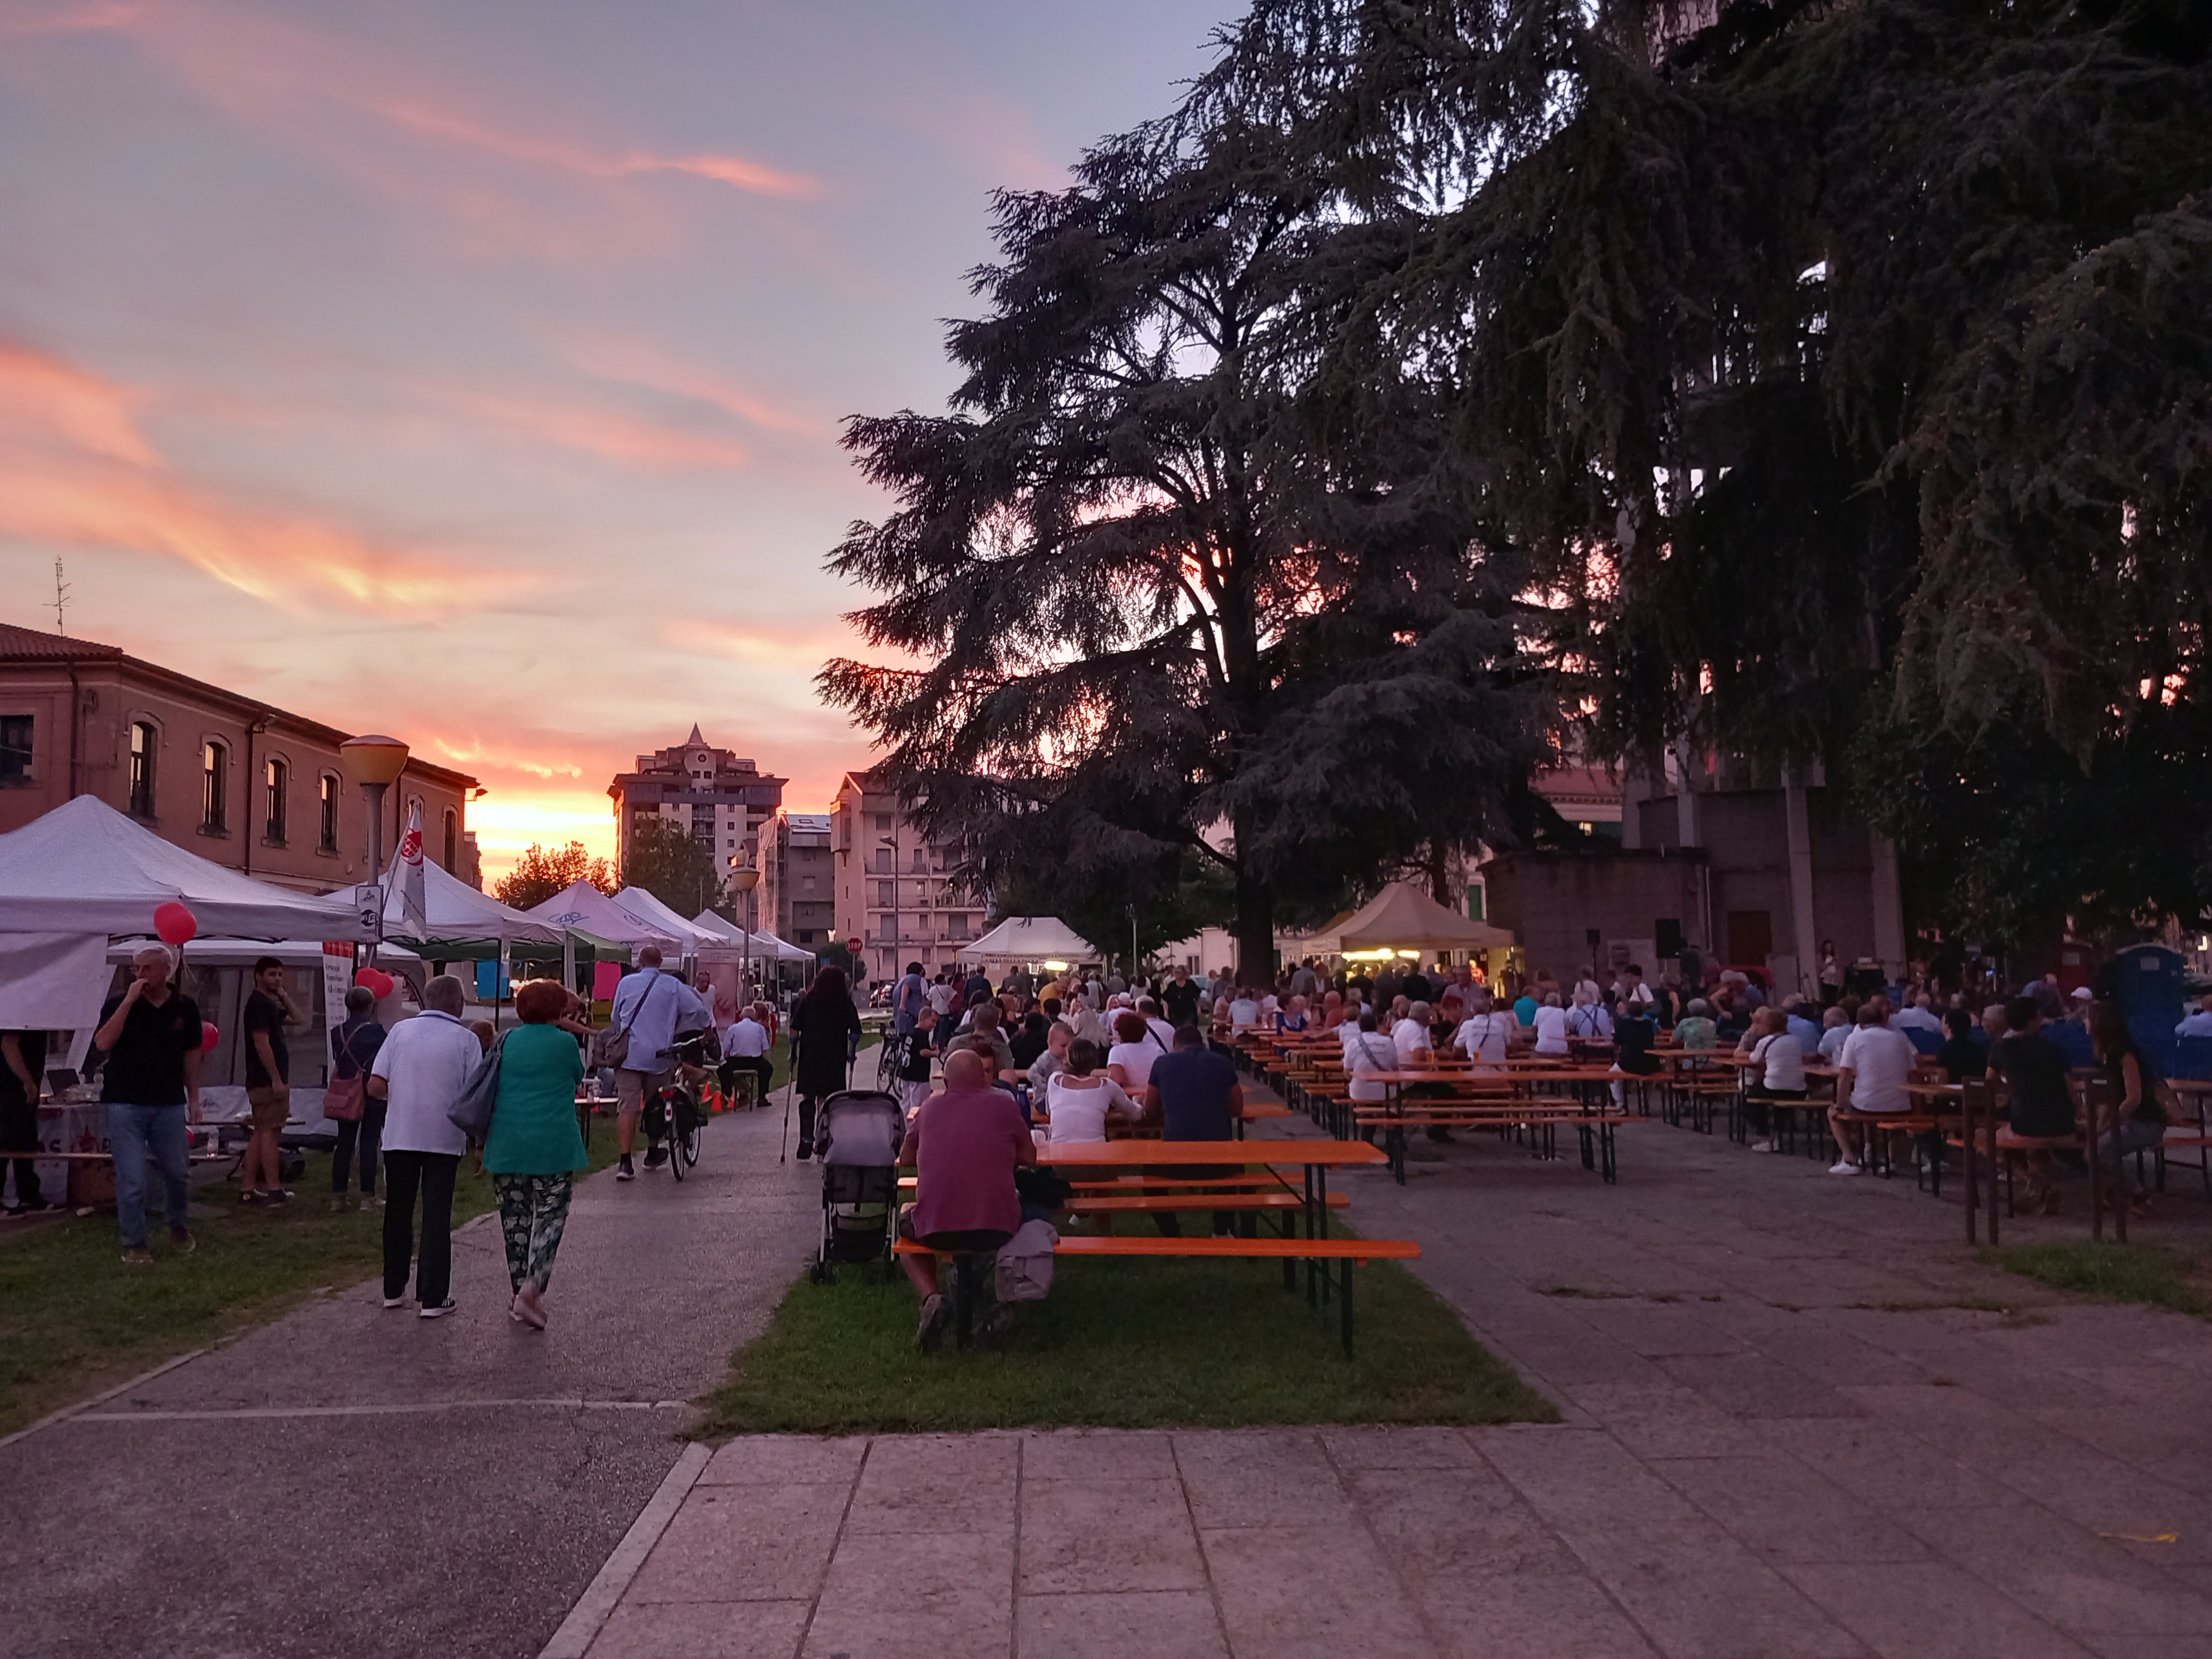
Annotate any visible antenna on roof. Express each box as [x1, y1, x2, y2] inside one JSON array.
[[51, 558, 69, 636]]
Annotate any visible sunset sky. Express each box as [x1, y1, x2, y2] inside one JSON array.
[[0, 0, 1235, 879]]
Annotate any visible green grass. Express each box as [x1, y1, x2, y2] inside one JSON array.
[[697, 1217, 1555, 1436], [0, 1133, 622, 1438], [1979, 1240, 2212, 1318]]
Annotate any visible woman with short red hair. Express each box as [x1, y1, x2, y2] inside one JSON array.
[[484, 977, 588, 1329]]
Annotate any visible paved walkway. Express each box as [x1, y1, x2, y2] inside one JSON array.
[[560, 1105, 2212, 1659], [0, 1099, 821, 1659]]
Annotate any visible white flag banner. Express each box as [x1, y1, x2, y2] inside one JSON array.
[[397, 802, 429, 937]]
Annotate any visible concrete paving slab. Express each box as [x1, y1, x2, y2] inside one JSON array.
[[1411, 1572, 1662, 1659], [1018, 1476, 1206, 1593], [802, 1529, 1010, 1659], [1785, 1560, 2095, 1658], [1020, 1427, 1179, 1483], [582, 1599, 812, 1658], [625, 1482, 851, 1604], [1016, 1590, 1230, 1659], [699, 1434, 868, 1487], [1199, 1522, 1438, 1659]]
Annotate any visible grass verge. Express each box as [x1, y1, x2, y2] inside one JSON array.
[[0, 1131, 621, 1438], [1978, 1240, 2211, 1318], [697, 1217, 1555, 1435]]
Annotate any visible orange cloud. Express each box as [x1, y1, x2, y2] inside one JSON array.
[[0, 338, 497, 612], [432, 385, 750, 472]]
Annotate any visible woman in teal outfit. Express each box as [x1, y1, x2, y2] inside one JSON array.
[[485, 978, 588, 1330]]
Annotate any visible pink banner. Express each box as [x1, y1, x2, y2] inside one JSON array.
[[592, 960, 621, 1000]]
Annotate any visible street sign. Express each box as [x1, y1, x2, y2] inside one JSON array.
[[354, 883, 385, 942]]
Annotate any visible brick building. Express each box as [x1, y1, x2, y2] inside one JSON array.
[[0, 622, 477, 893]]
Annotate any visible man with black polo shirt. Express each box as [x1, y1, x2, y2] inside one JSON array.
[[240, 955, 298, 1204], [1989, 996, 2078, 1213], [93, 943, 203, 1262], [1159, 966, 1201, 1029]]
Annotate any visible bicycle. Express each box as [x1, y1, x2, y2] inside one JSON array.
[[642, 1034, 713, 1181]]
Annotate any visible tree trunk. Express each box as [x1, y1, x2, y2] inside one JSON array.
[[1233, 860, 1275, 990], [1426, 837, 1454, 908]]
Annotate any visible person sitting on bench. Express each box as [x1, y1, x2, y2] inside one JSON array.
[[897, 1049, 1036, 1352], [1144, 1025, 1244, 1237]]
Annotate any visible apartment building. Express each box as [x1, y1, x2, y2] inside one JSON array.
[[761, 811, 834, 947], [607, 726, 786, 872], [828, 767, 983, 985]]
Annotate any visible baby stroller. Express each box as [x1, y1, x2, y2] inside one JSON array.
[[809, 1090, 904, 1283]]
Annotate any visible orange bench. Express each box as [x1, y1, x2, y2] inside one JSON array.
[[893, 1232, 1419, 1354]]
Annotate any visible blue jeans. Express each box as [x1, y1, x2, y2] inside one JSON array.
[[109, 1101, 190, 1248], [2097, 1118, 2165, 1194]]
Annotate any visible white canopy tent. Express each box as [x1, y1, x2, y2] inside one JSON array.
[[611, 886, 716, 950], [521, 880, 687, 959], [382, 849, 565, 957], [0, 796, 375, 1030], [959, 916, 1102, 968], [0, 795, 375, 941], [688, 910, 818, 963], [1308, 883, 1517, 956]]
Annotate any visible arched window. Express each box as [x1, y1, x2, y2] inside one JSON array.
[[442, 807, 458, 870], [128, 721, 157, 817], [265, 756, 288, 844], [318, 773, 340, 853], [201, 740, 228, 833]]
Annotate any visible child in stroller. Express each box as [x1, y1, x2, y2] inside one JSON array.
[[808, 1090, 905, 1282]]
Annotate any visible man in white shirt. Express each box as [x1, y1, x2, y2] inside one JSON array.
[[608, 947, 711, 1181], [719, 1001, 774, 1107], [1456, 994, 1514, 1064], [1228, 988, 1261, 1032], [1343, 1012, 1397, 1106], [1565, 995, 1613, 1041], [367, 974, 481, 1317], [2177, 994, 2212, 1037], [1531, 994, 1572, 1056], [1828, 1004, 1918, 1174], [925, 975, 956, 1019], [1391, 1002, 1433, 1065], [1891, 993, 1945, 1036], [1137, 996, 1177, 1050], [1816, 1006, 1852, 1063], [1335, 1002, 1365, 1057]]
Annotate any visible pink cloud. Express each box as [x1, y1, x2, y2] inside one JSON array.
[[38, 2, 820, 260], [0, 338, 499, 612], [559, 335, 821, 439]]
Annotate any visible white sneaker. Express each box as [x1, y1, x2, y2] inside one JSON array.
[[418, 1299, 457, 1319], [1747, 1139, 1776, 1154], [1828, 1159, 1862, 1176], [381, 1295, 408, 1309]]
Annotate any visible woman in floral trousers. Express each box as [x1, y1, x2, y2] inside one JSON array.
[[484, 979, 588, 1330]]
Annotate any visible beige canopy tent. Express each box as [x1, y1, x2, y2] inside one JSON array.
[[1309, 882, 1516, 955]]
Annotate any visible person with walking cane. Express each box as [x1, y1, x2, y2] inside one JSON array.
[[787, 966, 861, 1161]]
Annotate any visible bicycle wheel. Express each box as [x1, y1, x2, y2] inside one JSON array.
[[670, 1091, 700, 1178]]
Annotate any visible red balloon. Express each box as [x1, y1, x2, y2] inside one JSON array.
[[355, 968, 395, 1001], [201, 1021, 220, 1052], [154, 902, 198, 947]]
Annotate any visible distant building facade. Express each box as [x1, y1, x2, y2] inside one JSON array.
[[761, 811, 834, 948], [829, 767, 983, 985], [0, 622, 478, 893], [607, 726, 786, 874]]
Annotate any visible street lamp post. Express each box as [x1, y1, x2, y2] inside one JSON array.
[[879, 829, 899, 987], [341, 734, 409, 968], [728, 860, 761, 1009]]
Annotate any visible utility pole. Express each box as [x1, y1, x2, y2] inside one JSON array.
[[52, 558, 69, 636]]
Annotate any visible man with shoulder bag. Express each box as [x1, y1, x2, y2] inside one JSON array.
[[600, 946, 710, 1182]]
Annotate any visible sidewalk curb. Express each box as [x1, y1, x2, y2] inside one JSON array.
[[536, 1439, 712, 1659], [0, 1345, 210, 1453]]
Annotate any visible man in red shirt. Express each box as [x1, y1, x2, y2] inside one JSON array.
[[897, 1049, 1036, 1350]]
